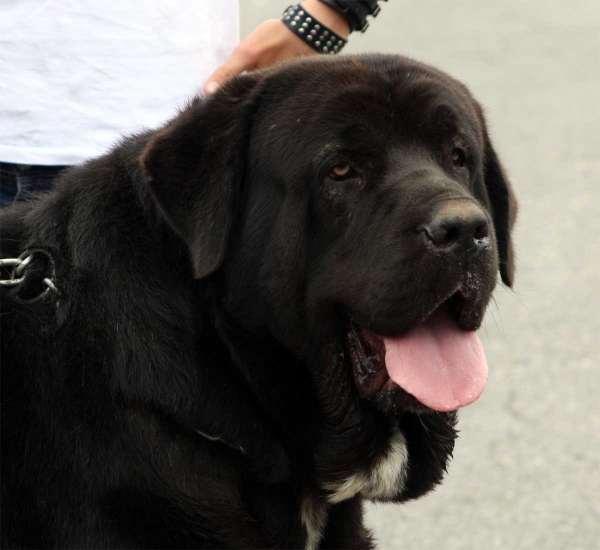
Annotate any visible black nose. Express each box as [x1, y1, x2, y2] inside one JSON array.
[[422, 202, 490, 259]]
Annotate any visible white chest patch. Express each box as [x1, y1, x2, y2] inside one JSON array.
[[324, 429, 409, 504], [300, 491, 329, 550]]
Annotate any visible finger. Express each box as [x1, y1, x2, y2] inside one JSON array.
[[203, 49, 254, 95]]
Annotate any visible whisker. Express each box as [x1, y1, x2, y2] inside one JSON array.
[[490, 295, 504, 334]]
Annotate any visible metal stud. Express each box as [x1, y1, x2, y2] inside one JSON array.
[[302, 22, 308, 28], [307, 35, 313, 41], [323, 30, 329, 36], [294, 15, 300, 21], [310, 29, 317, 35], [291, 21, 296, 26], [314, 24, 320, 30], [327, 40, 332, 47], [319, 35, 324, 40], [299, 28, 305, 34], [299, 10, 304, 15], [323, 46, 329, 53], [334, 45, 339, 52], [306, 17, 312, 23], [315, 41, 321, 46]]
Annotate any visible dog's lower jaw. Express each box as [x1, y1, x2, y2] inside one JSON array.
[[308, 341, 424, 506], [395, 410, 458, 502], [322, 427, 409, 504], [301, 430, 407, 550]]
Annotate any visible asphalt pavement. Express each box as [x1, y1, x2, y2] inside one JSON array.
[[241, 2, 600, 548]]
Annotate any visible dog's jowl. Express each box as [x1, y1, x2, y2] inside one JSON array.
[[1, 54, 516, 549]]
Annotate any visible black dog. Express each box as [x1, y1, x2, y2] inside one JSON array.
[[1, 54, 516, 549]]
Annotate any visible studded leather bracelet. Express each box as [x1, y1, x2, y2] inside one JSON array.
[[282, 4, 348, 55]]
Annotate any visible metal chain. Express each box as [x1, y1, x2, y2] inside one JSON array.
[[0, 258, 26, 286], [0, 249, 59, 303]]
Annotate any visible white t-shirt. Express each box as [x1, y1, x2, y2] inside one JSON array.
[[0, 0, 239, 165]]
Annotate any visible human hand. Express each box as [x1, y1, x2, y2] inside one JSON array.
[[203, 0, 350, 95]]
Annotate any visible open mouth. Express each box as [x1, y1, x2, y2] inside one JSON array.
[[346, 290, 488, 413]]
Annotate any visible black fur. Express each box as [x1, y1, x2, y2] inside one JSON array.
[[1, 54, 516, 548]]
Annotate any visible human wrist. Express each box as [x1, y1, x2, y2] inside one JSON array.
[[316, 1, 383, 33], [282, 3, 349, 55], [300, 0, 350, 38]]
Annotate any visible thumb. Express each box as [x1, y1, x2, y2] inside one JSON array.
[[203, 48, 254, 95]]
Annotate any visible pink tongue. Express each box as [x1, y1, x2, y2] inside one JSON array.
[[382, 307, 488, 412]]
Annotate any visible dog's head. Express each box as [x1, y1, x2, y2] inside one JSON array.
[[141, 54, 517, 417]]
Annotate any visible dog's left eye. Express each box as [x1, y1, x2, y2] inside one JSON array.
[[329, 163, 355, 180], [451, 148, 467, 167]]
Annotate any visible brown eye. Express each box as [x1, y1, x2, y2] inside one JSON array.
[[330, 163, 353, 180], [451, 148, 467, 167]]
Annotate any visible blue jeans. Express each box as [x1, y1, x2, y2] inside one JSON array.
[[0, 162, 68, 208]]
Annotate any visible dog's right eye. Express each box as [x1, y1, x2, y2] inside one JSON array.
[[329, 163, 354, 180], [451, 147, 468, 168]]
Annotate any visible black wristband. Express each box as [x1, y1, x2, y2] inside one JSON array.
[[282, 4, 348, 55], [318, 0, 385, 33]]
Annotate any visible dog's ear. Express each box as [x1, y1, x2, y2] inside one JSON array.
[[483, 134, 518, 287], [140, 74, 262, 278]]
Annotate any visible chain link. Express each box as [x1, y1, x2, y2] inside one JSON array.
[[0, 249, 59, 303]]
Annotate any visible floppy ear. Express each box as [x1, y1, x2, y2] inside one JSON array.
[[140, 73, 262, 278], [483, 135, 518, 287]]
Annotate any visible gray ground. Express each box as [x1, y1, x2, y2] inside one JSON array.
[[241, 2, 600, 549]]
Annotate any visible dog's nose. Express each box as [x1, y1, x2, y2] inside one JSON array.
[[422, 201, 490, 259]]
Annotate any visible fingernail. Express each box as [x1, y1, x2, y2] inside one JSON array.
[[205, 82, 220, 95]]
